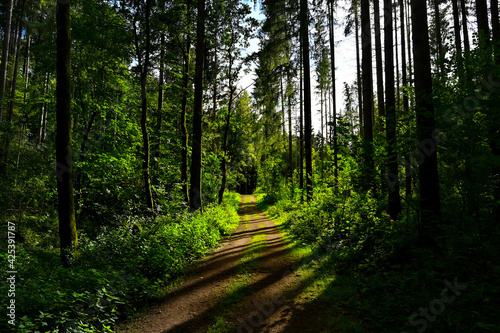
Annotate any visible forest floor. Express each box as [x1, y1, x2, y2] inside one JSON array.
[[115, 194, 339, 333]]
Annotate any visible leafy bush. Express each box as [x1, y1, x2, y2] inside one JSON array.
[[0, 193, 240, 332]]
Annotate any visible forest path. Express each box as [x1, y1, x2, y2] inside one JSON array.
[[116, 195, 329, 333]]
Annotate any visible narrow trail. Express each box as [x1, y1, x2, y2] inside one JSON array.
[[117, 195, 328, 333]]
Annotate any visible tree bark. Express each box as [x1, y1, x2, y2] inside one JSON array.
[[374, 0, 385, 122], [181, 0, 192, 206], [56, 0, 78, 267], [411, 0, 442, 247], [328, 0, 338, 185], [135, 0, 154, 211], [400, 0, 412, 200], [361, 0, 374, 187], [300, 0, 313, 201], [433, 0, 444, 73], [452, 0, 464, 79], [0, 0, 14, 122], [461, 0, 471, 55], [3, 20, 24, 168], [355, 2, 363, 136], [385, 0, 402, 219], [190, 0, 206, 211], [476, 0, 490, 46]]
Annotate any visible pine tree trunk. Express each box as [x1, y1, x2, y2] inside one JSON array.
[[355, 3, 363, 136], [155, 33, 165, 171], [300, 0, 313, 201], [374, 0, 385, 122], [433, 0, 444, 73], [385, 0, 402, 219], [400, 0, 412, 200], [452, 0, 464, 79], [0, 0, 14, 122], [461, 0, 471, 55], [299, 43, 304, 198], [476, 0, 490, 46], [56, 0, 77, 267], [328, 0, 338, 184], [138, 0, 154, 211], [411, 0, 442, 248], [361, 0, 374, 187], [181, 0, 192, 206], [190, 0, 205, 211]]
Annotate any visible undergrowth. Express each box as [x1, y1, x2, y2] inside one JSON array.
[[0, 192, 241, 332], [261, 187, 500, 332]]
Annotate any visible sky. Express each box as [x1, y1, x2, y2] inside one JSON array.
[[237, 1, 358, 134]]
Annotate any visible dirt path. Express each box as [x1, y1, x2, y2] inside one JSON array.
[[116, 195, 324, 333]]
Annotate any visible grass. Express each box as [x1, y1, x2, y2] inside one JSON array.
[[206, 230, 268, 333]]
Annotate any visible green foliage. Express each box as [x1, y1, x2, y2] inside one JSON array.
[[0, 193, 240, 332]]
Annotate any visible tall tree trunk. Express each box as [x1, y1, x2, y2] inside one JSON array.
[[181, 0, 192, 206], [374, 0, 385, 122], [452, 0, 464, 79], [461, 0, 471, 55], [3, 18, 24, 167], [0, 0, 14, 122], [433, 0, 445, 73], [134, 0, 154, 211], [190, 0, 205, 211], [56, 0, 77, 267], [476, 0, 490, 46], [155, 32, 165, 171], [400, 0, 412, 200], [493, 0, 500, 65], [299, 43, 304, 199], [492, 0, 499, 45], [411, 0, 442, 247], [361, 0, 374, 187], [218, 46, 235, 205], [394, 4, 400, 110], [385, 0, 402, 219], [328, 0, 338, 185], [355, 2, 363, 136], [288, 79, 293, 187], [301, 0, 313, 201]]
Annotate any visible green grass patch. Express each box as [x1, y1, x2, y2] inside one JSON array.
[[206, 232, 269, 332]]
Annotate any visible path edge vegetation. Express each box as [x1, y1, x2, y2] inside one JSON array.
[[0, 193, 241, 332]]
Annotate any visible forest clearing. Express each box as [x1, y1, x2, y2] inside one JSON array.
[[1, 0, 499, 331]]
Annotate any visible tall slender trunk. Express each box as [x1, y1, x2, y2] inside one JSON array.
[[181, 0, 192, 206], [155, 32, 165, 171], [400, 0, 412, 200], [190, 0, 206, 211], [299, 44, 304, 198], [411, 0, 442, 247], [374, 0, 385, 122], [433, 0, 445, 73], [320, 88, 324, 181], [288, 79, 293, 187], [476, 0, 490, 46], [461, 0, 471, 55], [3, 20, 24, 167], [301, 0, 313, 201], [355, 3, 363, 136], [385, 0, 402, 219], [394, 4, 400, 110], [0, 0, 14, 122], [134, 0, 154, 211], [452, 0, 464, 80], [361, 0, 374, 187], [328, 0, 338, 184], [56, 0, 77, 267]]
